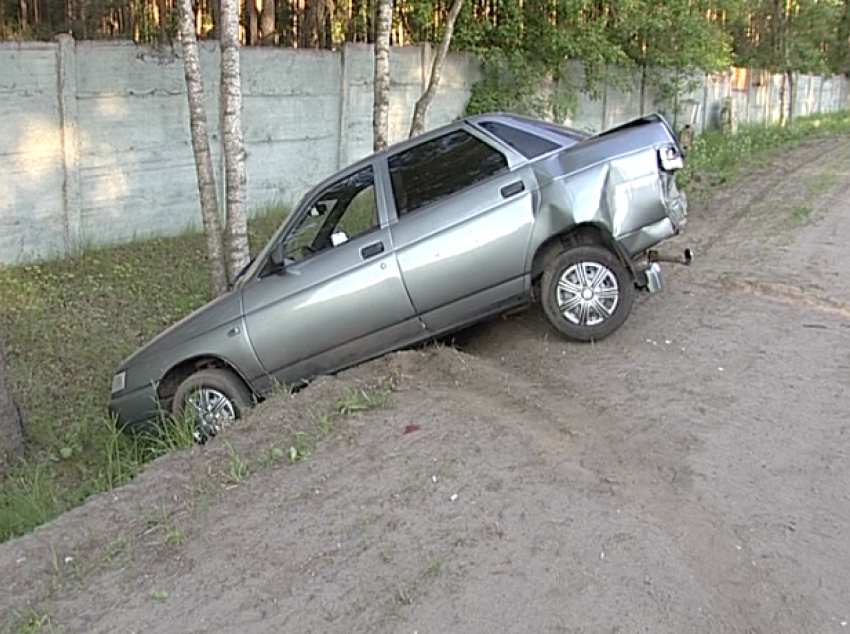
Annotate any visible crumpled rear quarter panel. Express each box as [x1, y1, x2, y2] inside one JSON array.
[[529, 119, 680, 259]]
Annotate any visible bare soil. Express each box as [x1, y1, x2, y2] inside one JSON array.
[[3, 138, 850, 634]]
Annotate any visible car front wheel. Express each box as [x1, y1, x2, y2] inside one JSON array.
[[172, 368, 253, 443], [541, 244, 635, 342]]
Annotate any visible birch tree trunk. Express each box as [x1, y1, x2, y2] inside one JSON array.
[[220, 0, 251, 279], [408, 0, 464, 138], [373, 0, 393, 152], [259, 0, 276, 45], [176, 0, 229, 297], [0, 343, 24, 470]]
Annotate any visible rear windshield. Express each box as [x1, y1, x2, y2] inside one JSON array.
[[478, 121, 561, 159], [528, 120, 587, 146]]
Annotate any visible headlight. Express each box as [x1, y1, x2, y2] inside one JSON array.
[[111, 371, 126, 395]]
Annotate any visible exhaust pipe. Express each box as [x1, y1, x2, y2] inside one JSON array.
[[648, 248, 694, 267]]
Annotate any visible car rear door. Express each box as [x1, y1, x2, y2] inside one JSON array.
[[387, 127, 537, 333], [241, 163, 421, 386]]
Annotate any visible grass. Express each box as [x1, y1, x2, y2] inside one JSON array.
[[223, 440, 251, 484], [789, 202, 814, 225], [676, 111, 850, 200], [809, 172, 836, 196], [15, 610, 53, 634], [0, 207, 289, 542]]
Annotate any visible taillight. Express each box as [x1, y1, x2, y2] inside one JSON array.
[[658, 145, 684, 172]]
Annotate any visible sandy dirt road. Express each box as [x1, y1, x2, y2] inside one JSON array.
[[2, 138, 850, 634]]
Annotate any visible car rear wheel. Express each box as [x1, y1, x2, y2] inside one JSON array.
[[172, 368, 252, 443], [541, 245, 635, 342]]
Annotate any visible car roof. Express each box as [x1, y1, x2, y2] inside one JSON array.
[[333, 112, 586, 182]]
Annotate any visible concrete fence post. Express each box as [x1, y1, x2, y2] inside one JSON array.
[[56, 34, 82, 255], [600, 82, 607, 132], [762, 73, 773, 125]]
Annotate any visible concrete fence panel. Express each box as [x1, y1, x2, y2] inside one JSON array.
[[0, 36, 847, 265]]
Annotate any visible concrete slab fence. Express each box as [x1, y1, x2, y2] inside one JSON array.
[[1, 36, 848, 264]]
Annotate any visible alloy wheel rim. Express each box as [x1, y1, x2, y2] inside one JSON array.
[[556, 261, 619, 327], [187, 387, 236, 442]]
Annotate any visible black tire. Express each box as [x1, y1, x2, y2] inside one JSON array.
[[172, 368, 253, 443], [541, 244, 635, 342]]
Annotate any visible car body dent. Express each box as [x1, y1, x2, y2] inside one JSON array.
[[524, 120, 681, 271]]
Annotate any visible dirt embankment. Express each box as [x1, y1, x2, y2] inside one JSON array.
[[3, 138, 850, 634]]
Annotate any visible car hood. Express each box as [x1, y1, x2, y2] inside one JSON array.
[[118, 290, 243, 371]]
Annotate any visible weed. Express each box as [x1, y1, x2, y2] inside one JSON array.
[[103, 533, 131, 562], [184, 475, 220, 514], [435, 456, 461, 480], [151, 588, 170, 602], [268, 378, 297, 399], [165, 527, 187, 546], [16, 610, 53, 634], [421, 555, 444, 580], [396, 584, 414, 605], [315, 413, 335, 438], [261, 445, 287, 467], [337, 387, 395, 415], [394, 554, 446, 607], [223, 440, 250, 484], [146, 413, 198, 455], [99, 416, 144, 490], [287, 432, 313, 463], [49, 545, 61, 575], [790, 203, 814, 225], [809, 172, 836, 196], [0, 463, 59, 540], [141, 504, 187, 549]]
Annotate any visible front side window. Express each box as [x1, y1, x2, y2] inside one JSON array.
[[281, 167, 378, 263], [388, 130, 508, 217]]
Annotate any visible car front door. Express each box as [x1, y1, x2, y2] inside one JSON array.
[[241, 164, 421, 386], [388, 128, 537, 333]]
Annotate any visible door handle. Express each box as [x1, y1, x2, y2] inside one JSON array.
[[500, 180, 526, 198], [360, 241, 385, 259]]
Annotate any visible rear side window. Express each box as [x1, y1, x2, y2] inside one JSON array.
[[479, 121, 561, 159], [389, 130, 508, 217]]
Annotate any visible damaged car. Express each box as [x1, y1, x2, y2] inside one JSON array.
[[108, 112, 690, 440]]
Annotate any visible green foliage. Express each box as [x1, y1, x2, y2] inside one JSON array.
[[4, 0, 849, 84], [461, 0, 739, 119], [466, 51, 567, 118], [612, 0, 732, 72], [728, 0, 848, 74]]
